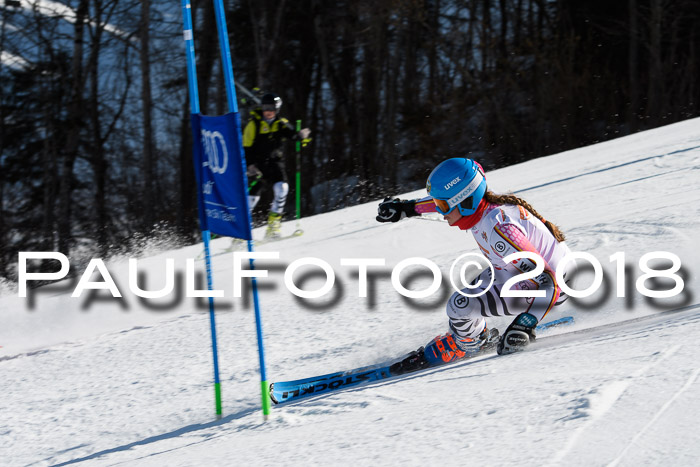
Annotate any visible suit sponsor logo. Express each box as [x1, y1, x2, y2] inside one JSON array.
[[453, 295, 469, 308], [506, 334, 528, 346]]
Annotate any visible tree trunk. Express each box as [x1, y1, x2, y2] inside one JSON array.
[[193, 0, 216, 112], [647, 0, 663, 126], [85, 0, 109, 254], [57, 0, 88, 255], [628, 0, 639, 131], [248, 0, 287, 87], [428, 0, 439, 102], [358, 6, 384, 198], [140, 0, 155, 231], [499, 0, 508, 65], [178, 98, 197, 238], [481, 0, 492, 73], [40, 86, 58, 251]]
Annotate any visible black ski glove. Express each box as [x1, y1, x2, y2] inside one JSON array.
[[497, 312, 538, 355], [376, 197, 418, 223]]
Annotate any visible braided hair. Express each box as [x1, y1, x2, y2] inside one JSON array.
[[483, 191, 566, 242]]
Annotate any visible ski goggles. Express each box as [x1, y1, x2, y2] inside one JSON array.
[[261, 104, 277, 112], [432, 171, 484, 215], [433, 195, 477, 215]]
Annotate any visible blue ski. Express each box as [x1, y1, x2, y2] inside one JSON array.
[[270, 316, 574, 405], [270, 366, 393, 404]]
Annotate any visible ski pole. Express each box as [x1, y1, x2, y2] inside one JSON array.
[[294, 119, 303, 235]]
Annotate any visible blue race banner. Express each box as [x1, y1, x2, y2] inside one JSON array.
[[191, 112, 252, 240]]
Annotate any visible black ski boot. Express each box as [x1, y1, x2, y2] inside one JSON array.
[[390, 348, 429, 375]]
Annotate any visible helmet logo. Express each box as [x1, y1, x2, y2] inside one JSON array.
[[446, 172, 485, 210], [444, 176, 461, 190]]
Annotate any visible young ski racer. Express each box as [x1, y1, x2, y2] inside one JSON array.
[[376, 157, 574, 371], [243, 92, 311, 238]]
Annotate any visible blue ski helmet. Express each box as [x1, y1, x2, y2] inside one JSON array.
[[426, 158, 487, 216]]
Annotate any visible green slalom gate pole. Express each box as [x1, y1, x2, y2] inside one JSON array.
[[294, 120, 303, 235]]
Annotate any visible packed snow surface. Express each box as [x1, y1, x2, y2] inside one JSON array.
[[2, 118, 700, 466]]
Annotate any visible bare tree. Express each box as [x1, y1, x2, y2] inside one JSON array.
[[57, 0, 89, 254], [140, 0, 155, 230], [628, 0, 640, 129]]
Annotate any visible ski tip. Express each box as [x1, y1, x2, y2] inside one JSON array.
[[293, 229, 304, 237], [269, 383, 279, 405]]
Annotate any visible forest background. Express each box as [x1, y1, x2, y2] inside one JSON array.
[[1, 0, 698, 281]]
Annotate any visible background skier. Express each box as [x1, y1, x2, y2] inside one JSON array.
[[243, 92, 311, 238]]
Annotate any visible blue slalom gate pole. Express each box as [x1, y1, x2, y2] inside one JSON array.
[[181, 0, 223, 418], [211, 0, 271, 418]]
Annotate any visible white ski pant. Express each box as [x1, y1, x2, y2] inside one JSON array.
[[446, 266, 570, 340], [271, 181, 289, 214]]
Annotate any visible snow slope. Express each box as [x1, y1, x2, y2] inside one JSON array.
[[2, 117, 700, 466]]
